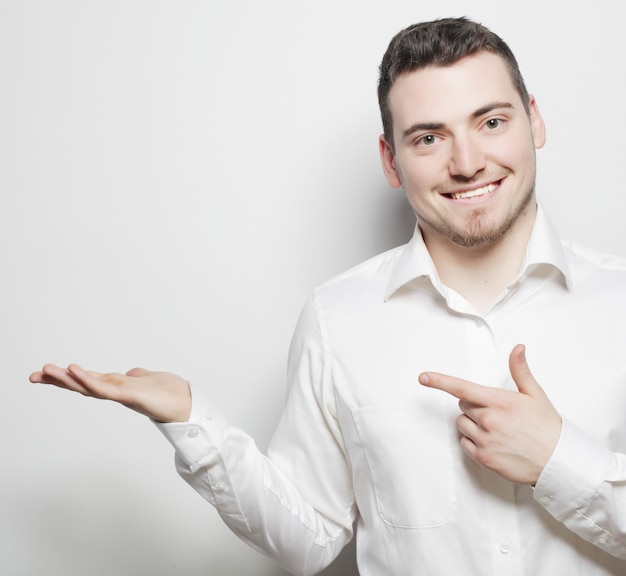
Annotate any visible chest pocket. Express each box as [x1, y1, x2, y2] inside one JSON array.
[[352, 397, 455, 529]]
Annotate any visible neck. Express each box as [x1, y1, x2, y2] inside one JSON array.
[[422, 203, 537, 314]]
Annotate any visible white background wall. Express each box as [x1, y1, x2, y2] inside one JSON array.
[[1, 1, 625, 575]]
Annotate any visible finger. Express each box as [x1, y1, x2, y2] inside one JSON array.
[[67, 364, 130, 401], [30, 364, 91, 395], [456, 412, 480, 439], [457, 401, 491, 430], [454, 413, 480, 459], [30, 363, 65, 382], [419, 372, 492, 405], [29, 370, 45, 383], [459, 435, 478, 460], [67, 365, 112, 383], [508, 344, 544, 397], [125, 367, 152, 378], [458, 399, 482, 414]]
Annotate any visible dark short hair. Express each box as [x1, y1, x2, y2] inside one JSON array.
[[378, 17, 530, 149]]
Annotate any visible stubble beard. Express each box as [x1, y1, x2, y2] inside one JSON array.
[[418, 183, 536, 249]]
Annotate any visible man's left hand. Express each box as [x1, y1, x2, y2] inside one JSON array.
[[418, 344, 561, 485]]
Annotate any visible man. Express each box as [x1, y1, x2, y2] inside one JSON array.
[[30, 17, 626, 575]]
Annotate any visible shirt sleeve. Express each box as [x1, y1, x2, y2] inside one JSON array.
[[154, 294, 356, 576], [534, 416, 626, 558]]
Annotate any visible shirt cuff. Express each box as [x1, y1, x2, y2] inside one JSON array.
[[153, 384, 229, 473], [534, 416, 613, 519]]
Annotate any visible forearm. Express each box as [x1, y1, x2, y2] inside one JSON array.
[[156, 391, 354, 576]]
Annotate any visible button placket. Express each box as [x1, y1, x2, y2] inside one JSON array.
[[499, 541, 511, 554]]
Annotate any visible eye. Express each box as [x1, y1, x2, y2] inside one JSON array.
[[484, 118, 503, 130], [416, 134, 439, 146]]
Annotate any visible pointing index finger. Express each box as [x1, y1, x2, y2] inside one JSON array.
[[419, 371, 492, 405]]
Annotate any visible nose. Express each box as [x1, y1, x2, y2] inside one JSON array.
[[448, 135, 485, 179]]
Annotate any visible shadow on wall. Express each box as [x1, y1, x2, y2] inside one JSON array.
[[378, 188, 416, 251], [319, 536, 359, 576]]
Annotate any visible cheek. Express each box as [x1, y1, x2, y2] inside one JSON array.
[[403, 174, 441, 216], [402, 174, 431, 208], [397, 156, 440, 195], [512, 147, 537, 189], [497, 133, 537, 172]]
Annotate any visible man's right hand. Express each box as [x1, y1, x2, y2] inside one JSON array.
[[29, 364, 192, 423]]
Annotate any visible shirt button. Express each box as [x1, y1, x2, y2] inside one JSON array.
[[540, 495, 553, 505], [598, 537, 608, 546], [499, 541, 511, 554], [214, 482, 226, 492], [475, 318, 485, 327], [187, 428, 199, 438]]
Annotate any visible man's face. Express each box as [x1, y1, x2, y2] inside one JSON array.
[[379, 52, 546, 250]]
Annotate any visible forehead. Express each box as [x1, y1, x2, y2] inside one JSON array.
[[388, 52, 523, 128]]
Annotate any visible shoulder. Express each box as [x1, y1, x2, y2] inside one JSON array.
[[564, 240, 626, 272], [563, 240, 626, 296], [292, 244, 407, 339], [289, 245, 405, 352], [313, 245, 405, 304]]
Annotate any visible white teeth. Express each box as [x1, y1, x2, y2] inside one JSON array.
[[451, 182, 497, 200]]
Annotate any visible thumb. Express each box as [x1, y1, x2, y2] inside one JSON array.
[[509, 344, 542, 396]]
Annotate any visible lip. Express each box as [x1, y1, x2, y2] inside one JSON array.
[[441, 178, 504, 202]]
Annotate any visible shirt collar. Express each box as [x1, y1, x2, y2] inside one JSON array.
[[384, 204, 572, 301], [524, 205, 572, 289]]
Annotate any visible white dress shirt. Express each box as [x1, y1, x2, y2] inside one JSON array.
[[157, 206, 626, 576]]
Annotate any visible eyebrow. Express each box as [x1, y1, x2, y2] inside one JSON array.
[[471, 101, 514, 119], [401, 101, 515, 140]]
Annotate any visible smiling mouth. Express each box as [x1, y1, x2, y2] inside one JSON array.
[[445, 181, 500, 200]]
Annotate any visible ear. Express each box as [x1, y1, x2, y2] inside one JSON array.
[[527, 95, 546, 149], [379, 134, 403, 188]]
